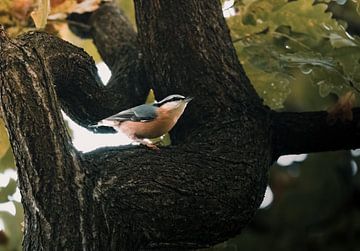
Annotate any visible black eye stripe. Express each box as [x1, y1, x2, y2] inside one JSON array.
[[168, 97, 184, 102], [153, 96, 185, 107]]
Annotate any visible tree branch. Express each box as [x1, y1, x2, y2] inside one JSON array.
[[17, 31, 148, 127], [82, 132, 270, 249], [0, 18, 273, 248], [0, 27, 94, 249], [89, 3, 149, 104], [0, 0, 291, 249], [134, 0, 264, 142], [89, 3, 138, 72], [271, 108, 360, 159], [66, 3, 149, 124]]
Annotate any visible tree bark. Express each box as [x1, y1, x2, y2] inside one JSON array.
[[271, 108, 360, 159], [0, 1, 360, 250], [134, 0, 264, 142], [0, 28, 92, 249]]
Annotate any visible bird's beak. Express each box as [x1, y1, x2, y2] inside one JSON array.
[[184, 96, 193, 103]]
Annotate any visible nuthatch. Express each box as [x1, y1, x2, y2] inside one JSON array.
[[96, 94, 193, 148]]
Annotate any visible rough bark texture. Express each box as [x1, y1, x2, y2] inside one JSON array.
[[35, 3, 149, 128], [134, 0, 264, 142], [0, 29, 93, 249], [272, 108, 360, 158], [0, 0, 360, 250]]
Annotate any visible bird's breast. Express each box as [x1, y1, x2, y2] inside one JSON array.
[[119, 115, 178, 139]]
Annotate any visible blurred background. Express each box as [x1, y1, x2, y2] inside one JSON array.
[[0, 0, 360, 250]]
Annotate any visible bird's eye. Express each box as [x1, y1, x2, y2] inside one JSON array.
[[171, 97, 184, 102]]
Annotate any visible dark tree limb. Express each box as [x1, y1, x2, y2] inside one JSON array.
[[134, 0, 264, 142], [89, 3, 138, 72], [83, 127, 270, 249], [0, 28, 94, 250], [0, 28, 271, 249], [13, 2, 150, 128], [76, 1, 272, 248], [89, 3, 149, 102], [0, 0, 273, 246], [66, 2, 149, 125], [271, 108, 360, 160], [16, 31, 148, 127]]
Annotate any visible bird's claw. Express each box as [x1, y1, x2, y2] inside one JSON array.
[[142, 143, 160, 151]]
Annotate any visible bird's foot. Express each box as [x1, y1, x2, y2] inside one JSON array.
[[143, 143, 160, 151], [135, 139, 160, 151]]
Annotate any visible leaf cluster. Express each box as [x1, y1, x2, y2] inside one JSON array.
[[227, 0, 360, 108], [0, 121, 22, 251]]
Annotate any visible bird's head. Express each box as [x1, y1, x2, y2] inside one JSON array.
[[154, 94, 193, 111]]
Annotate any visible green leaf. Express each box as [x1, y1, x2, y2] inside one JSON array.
[[353, 0, 360, 15], [0, 202, 24, 251], [334, 0, 348, 5], [0, 179, 16, 203], [329, 33, 357, 48], [228, 0, 360, 108], [0, 120, 9, 159], [330, 47, 360, 83], [0, 149, 15, 173]]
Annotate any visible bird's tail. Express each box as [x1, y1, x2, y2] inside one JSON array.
[[88, 124, 99, 128], [87, 122, 117, 134]]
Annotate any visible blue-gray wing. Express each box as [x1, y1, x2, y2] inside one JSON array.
[[104, 104, 157, 122]]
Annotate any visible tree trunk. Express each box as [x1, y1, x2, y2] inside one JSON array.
[[0, 1, 359, 250]]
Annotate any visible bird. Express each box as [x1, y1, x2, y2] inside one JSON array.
[[95, 94, 193, 149]]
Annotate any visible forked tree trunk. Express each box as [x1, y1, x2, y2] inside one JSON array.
[[0, 1, 359, 250]]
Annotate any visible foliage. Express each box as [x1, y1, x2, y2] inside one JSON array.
[[0, 0, 101, 36], [0, 145, 22, 251], [0, 121, 9, 160], [226, 0, 360, 108], [0, 0, 33, 37]]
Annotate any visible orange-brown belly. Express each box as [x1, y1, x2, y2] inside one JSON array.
[[119, 117, 176, 139]]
